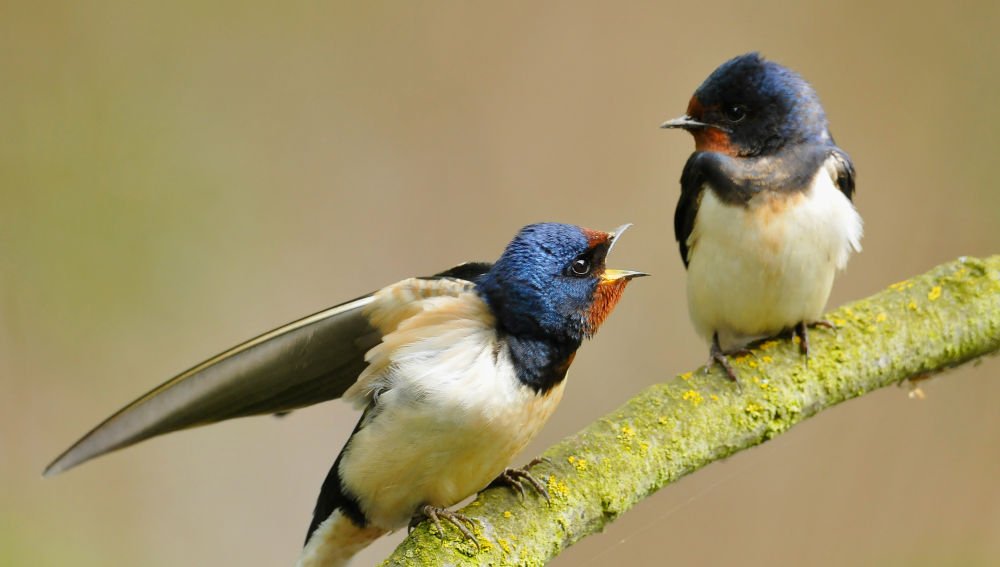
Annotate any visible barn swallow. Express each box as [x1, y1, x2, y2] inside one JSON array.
[[45, 222, 645, 567], [661, 53, 862, 379]]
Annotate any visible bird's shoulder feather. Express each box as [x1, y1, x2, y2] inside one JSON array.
[[674, 145, 844, 267], [675, 152, 721, 267], [827, 147, 856, 201], [343, 277, 494, 409]]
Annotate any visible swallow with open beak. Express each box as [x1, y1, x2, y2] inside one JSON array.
[[45, 222, 646, 566]]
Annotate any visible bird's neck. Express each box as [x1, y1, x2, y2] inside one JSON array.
[[503, 333, 580, 395], [697, 142, 830, 205], [475, 276, 584, 393]]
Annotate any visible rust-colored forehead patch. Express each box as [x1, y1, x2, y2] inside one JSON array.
[[580, 228, 611, 248], [686, 96, 704, 119], [684, 96, 736, 155]]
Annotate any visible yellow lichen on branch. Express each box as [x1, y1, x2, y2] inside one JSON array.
[[382, 256, 1000, 567]]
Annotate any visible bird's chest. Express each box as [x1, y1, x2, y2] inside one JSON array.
[[403, 354, 565, 459], [337, 340, 565, 529], [686, 174, 858, 347], [693, 186, 831, 266]]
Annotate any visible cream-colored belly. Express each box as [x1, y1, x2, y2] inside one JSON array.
[[338, 375, 565, 530], [686, 169, 861, 351]]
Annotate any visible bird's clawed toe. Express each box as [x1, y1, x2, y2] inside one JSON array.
[[794, 320, 836, 357], [489, 459, 551, 503], [414, 504, 479, 548], [708, 332, 748, 384], [709, 351, 740, 382]]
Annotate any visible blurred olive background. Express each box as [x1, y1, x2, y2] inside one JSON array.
[[3, 2, 999, 566]]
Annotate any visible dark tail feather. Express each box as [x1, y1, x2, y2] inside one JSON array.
[[305, 449, 368, 545], [299, 450, 383, 566]]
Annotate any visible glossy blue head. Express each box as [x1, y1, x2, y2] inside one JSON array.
[[662, 53, 832, 157], [477, 223, 645, 346]]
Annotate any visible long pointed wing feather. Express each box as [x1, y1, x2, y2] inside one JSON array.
[[45, 262, 494, 477], [44, 295, 379, 476]]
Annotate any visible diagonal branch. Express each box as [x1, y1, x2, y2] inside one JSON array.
[[382, 255, 1000, 566]]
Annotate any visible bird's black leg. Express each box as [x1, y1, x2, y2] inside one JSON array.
[[793, 321, 810, 356], [488, 457, 551, 503], [410, 504, 479, 548], [794, 320, 836, 357], [708, 332, 749, 382]]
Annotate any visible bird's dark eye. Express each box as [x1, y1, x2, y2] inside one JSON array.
[[568, 258, 591, 277], [724, 104, 747, 123]]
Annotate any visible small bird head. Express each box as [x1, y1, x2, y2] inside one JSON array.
[[477, 223, 646, 345], [661, 53, 831, 157]]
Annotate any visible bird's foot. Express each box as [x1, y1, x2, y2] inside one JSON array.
[[411, 504, 479, 548], [707, 333, 750, 384], [793, 320, 836, 357], [488, 457, 551, 503]]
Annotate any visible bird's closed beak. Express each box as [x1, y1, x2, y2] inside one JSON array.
[[660, 115, 709, 130], [603, 224, 649, 281]]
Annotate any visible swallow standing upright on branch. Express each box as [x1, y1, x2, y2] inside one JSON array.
[[45, 222, 646, 567], [661, 53, 862, 379]]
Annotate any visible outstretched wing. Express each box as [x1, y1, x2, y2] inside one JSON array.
[[44, 262, 493, 476]]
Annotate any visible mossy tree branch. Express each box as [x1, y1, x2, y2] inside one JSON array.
[[382, 255, 1000, 566]]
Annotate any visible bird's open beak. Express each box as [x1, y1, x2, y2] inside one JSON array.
[[660, 115, 710, 130], [607, 223, 632, 253], [603, 224, 649, 281], [602, 269, 648, 281]]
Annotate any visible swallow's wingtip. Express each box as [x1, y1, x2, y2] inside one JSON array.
[[43, 451, 81, 478]]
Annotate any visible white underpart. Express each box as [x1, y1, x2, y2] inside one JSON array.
[[298, 278, 565, 565], [686, 156, 863, 351], [297, 510, 383, 567]]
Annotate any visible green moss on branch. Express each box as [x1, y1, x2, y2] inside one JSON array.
[[382, 255, 1000, 566]]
